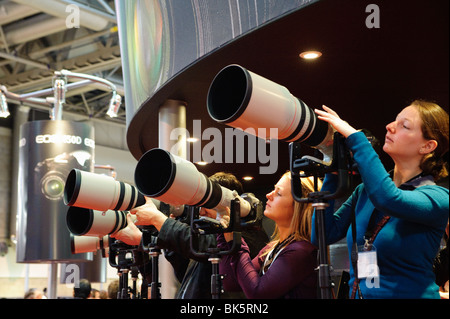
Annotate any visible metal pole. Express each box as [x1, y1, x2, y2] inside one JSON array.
[[158, 99, 187, 298], [313, 201, 333, 299], [47, 263, 58, 299]]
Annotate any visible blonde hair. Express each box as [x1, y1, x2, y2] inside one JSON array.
[[411, 100, 449, 181], [263, 172, 321, 255]]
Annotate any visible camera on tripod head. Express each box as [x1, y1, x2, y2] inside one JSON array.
[[289, 132, 355, 202]]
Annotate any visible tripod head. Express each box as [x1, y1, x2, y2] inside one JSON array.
[[289, 132, 355, 202], [138, 225, 159, 252], [108, 237, 140, 270], [188, 198, 245, 299], [189, 198, 242, 259], [107, 237, 147, 299]]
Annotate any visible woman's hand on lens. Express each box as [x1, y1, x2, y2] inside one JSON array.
[[315, 105, 357, 138]]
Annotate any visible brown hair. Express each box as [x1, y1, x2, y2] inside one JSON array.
[[411, 100, 449, 181], [209, 171, 243, 194]]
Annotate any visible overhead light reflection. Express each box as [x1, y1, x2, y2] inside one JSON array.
[[299, 51, 322, 60]]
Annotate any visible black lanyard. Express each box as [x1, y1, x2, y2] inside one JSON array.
[[261, 234, 295, 274]]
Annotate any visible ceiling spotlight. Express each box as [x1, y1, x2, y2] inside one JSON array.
[[187, 137, 199, 143], [299, 51, 322, 60], [195, 161, 208, 166], [0, 90, 9, 118], [53, 78, 66, 103], [51, 77, 66, 120], [242, 176, 253, 181], [107, 92, 122, 118]]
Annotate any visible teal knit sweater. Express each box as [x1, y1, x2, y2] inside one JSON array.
[[312, 131, 449, 298]]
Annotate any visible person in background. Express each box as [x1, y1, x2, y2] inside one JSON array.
[[217, 172, 320, 299], [313, 100, 449, 298], [73, 278, 91, 299], [99, 289, 108, 299], [107, 279, 119, 299], [24, 288, 45, 299], [89, 288, 100, 299]]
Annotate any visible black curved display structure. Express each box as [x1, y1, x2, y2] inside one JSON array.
[[117, 0, 448, 190]]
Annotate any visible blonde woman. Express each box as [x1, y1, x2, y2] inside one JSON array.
[[218, 172, 321, 299]]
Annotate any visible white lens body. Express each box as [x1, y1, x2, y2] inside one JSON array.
[[207, 65, 335, 163], [71, 235, 108, 254], [135, 149, 252, 217], [153, 155, 210, 207], [67, 170, 141, 211], [67, 207, 127, 236], [85, 210, 126, 236], [72, 173, 118, 209], [229, 70, 307, 142]]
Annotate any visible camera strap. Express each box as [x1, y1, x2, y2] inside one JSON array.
[[349, 194, 362, 299]]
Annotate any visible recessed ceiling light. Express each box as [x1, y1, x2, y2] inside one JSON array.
[[242, 176, 253, 181], [195, 161, 208, 166], [299, 51, 322, 60], [187, 137, 199, 142]]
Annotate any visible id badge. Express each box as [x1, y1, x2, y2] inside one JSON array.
[[357, 244, 379, 279]]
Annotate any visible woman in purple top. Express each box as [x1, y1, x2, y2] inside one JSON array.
[[217, 172, 320, 299]]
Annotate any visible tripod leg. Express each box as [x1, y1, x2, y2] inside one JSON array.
[[209, 257, 223, 299], [120, 270, 129, 299], [314, 205, 333, 299], [150, 248, 161, 299]]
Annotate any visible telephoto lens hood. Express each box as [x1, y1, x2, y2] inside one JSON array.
[[64, 169, 146, 211], [70, 234, 109, 256], [135, 148, 251, 217], [207, 64, 335, 163], [66, 206, 128, 237]]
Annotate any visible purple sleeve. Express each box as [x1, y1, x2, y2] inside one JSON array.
[[217, 234, 264, 292], [218, 235, 317, 298]]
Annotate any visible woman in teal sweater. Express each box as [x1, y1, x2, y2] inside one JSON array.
[[313, 100, 449, 299]]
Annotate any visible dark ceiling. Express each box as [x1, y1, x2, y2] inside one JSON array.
[[127, 0, 449, 197]]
